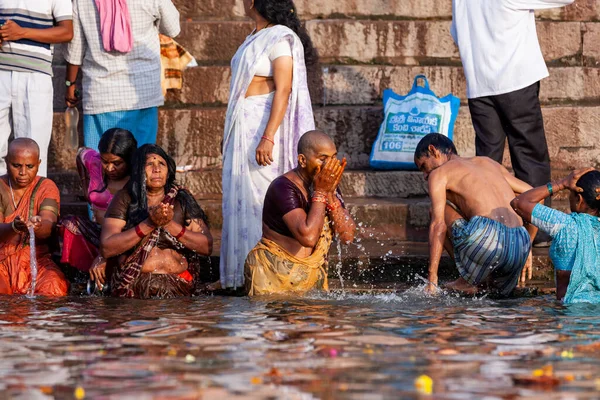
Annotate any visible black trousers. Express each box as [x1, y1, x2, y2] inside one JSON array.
[[468, 81, 551, 190]]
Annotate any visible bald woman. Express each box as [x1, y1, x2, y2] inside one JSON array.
[[0, 138, 68, 296], [244, 131, 356, 296]]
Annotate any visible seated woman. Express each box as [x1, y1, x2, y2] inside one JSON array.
[[60, 129, 137, 287], [100, 144, 213, 298], [511, 168, 600, 303], [244, 130, 356, 296]]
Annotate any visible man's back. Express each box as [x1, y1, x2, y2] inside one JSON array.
[[451, 0, 573, 98], [438, 156, 523, 227]]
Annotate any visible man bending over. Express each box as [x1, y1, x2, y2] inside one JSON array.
[[244, 130, 356, 296], [414, 133, 537, 296]]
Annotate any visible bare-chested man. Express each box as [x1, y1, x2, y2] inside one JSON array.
[[414, 134, 537, 296]]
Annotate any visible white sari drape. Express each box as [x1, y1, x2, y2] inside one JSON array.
[[220, 25, 315, 289]]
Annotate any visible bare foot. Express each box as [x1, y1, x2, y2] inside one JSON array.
[[444, 277, 478, 295], [205, 280, 222, 292]]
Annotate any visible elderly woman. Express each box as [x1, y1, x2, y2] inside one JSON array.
[[100, 144, 212, 298], [511, 169, 600, 303], [60, 128, 137, 285], [64, 0, 180, 149], [220, 0, 317, 290]]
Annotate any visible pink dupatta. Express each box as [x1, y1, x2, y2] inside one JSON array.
[[95, 0, 133, 53]]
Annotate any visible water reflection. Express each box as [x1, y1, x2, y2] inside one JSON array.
[[0, 291, 599, 398]]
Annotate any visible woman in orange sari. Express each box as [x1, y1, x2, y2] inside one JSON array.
[[0, 138, 68, 296]]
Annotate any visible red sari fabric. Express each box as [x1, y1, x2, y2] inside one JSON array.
[[0, 177, 69, 296]]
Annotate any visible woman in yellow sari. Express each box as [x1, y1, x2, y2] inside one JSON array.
[[245, 131, 356, 296]]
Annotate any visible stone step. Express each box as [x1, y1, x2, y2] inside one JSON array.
[[51, 20, 596, 66], [59, 198, 556, 284], [49, 103, 600, 174], [51, 65, 600, 110], [170, 0, 597, 22]]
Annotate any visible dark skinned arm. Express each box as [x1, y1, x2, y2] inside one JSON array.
[[164, 219, 213, 256], [281, 157, 343, 248], [0, 213, 21, 243], [0, 20, 73, 44], [282, 203, 328, 248], [325, 159, 356, 244], [426, 169, 448, 294], [65, 63, 81, 107], [255, 56, 293, 166], [100, 218, 155, 259]]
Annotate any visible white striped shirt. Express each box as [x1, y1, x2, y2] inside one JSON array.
[[65, 0, 180, 115], [0, 0, 72, 76]]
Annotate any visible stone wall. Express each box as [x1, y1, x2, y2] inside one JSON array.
[[49, 0, 600, 195]]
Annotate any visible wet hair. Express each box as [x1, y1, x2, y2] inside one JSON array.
[[576, 170, 600, 212], [126, 144, 208, 228], [414, 133, 458, 160], [253, 0, 318, 66], [90, 128, 138, 196], [98, 128, 137, 174], [297, 130, 333, 156]]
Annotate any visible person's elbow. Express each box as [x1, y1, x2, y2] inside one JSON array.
[[429, 219, 447, 239], [99, 241, 118, 259], [338, 221, 356, 245], [510, 197, 523, 214], [297, 229, 319, 248], [160, 19, 181, 38], [62, 29, 74, 43]]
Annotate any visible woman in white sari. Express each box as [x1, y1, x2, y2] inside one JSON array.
[[220, 0, 316, 289]]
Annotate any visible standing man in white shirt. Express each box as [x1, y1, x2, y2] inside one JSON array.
[[451, 0, 575, 246], [0, 0, 74, 177]]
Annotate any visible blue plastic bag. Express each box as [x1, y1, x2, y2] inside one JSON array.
[[369, 75, 460, 170]]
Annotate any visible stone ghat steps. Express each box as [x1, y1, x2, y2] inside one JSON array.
[[52, 19, 599, 66], [48, 103, 600, 174], [50, 65, 600, 110], [50, 168, 575, 200], [170, 0, 597, 21]]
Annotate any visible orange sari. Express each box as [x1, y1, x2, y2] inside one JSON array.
[[0, 177, 68, 296]]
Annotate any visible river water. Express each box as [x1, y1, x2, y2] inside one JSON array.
[[1, 289, 600, 399]]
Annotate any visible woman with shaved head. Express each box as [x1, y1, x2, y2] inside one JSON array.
[[0, 138, 68, 296], [244, 131, 356, 296]]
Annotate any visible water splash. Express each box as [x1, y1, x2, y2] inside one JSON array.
[[335, 240, 344, 290], [27, 226, 37, 298]]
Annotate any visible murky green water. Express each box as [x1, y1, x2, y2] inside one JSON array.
[[1, 290, 600, 399]]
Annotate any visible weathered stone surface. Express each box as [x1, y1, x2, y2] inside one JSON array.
[[584, 22, 600, 65], [158, 107, 225, 167], [156, 64, 600, 110], [172, 0, 596, 22], [340, 171, 427, 198], [537, 1, 600, 22], [50, 105, 600, 173], [175, 20, 585, 65], [320, 65, 600, 105]]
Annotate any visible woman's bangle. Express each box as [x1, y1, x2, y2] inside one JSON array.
[[134, 224, 145, 239], [11, 220, 20, 234], [175, 226, 186, 240], [327, 200, 341, 212], [261, 136, 275, 145], [546, 182, 553, 195], [312, 194, 328, 205]]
